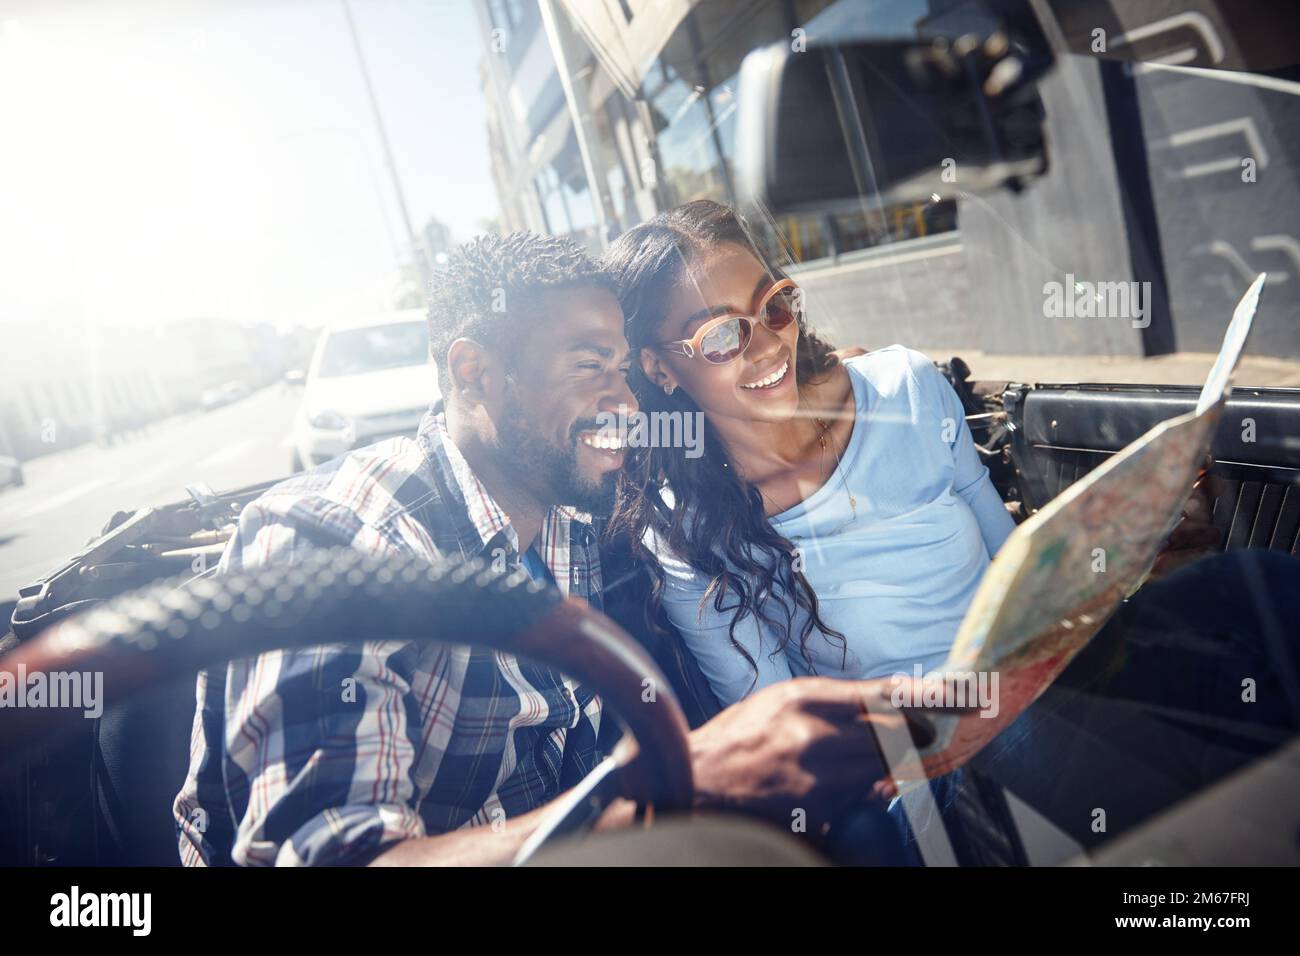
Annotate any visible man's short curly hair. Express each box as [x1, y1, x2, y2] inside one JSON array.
[[427, 232, 615, 393]]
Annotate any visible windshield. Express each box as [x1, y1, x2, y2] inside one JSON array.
[[0, 0, 1297, 880], [314, 322, 429, 378]]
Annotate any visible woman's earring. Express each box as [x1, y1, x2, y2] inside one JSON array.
[[663, 383, 676, 396]]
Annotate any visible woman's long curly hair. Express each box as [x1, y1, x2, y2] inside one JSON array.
[[604, 200, 847, 690]]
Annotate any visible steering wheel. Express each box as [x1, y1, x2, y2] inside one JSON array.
[[0, 549, 694, 865]]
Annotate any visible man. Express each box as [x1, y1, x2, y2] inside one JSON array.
[[174, 233, 917, 866]]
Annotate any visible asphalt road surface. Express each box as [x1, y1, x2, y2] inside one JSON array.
[[0, 385, 302, 599]]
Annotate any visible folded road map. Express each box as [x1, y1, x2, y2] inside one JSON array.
[[889, 273, 1267, 782]]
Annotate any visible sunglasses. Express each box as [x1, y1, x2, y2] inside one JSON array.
[[657, 278, 802, 365]]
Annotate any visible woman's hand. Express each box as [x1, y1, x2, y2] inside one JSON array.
[[1150, 470, 1223, 580]]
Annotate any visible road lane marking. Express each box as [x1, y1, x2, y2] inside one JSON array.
[[0, 478, 111, 521], [195, 437, 259, 472]]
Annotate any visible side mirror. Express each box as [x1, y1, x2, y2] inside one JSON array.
[[284, 369, 306, 387], [735, 34, 1052, 216]]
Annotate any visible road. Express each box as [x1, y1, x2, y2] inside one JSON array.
[[0, 386, 301, 599]]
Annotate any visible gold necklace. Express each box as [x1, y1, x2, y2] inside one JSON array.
[[814, 416, 858, 517]]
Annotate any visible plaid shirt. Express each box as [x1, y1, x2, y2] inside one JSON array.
[[174, 408, 614, 866]]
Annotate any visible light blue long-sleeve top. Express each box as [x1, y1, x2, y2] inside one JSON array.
[[649, 346, 1016, 706]]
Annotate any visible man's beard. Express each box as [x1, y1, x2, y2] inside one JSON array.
[[495, 390, 617, 518]]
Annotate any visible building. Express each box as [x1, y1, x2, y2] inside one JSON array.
[[0, 318, 289, 461], [0, 320, 170, 459], [472, 0, 1299, 360], [473, 0, 949, 262]]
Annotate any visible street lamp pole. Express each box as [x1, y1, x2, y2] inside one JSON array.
[[340, 0, 431, 293]]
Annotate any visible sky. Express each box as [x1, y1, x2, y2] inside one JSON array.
[[0, 0, 498, 331]]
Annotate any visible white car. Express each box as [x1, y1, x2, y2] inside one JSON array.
[[200, 379, 252, 412], [0, 455, 23, 491], [290, 310, 437, 471]]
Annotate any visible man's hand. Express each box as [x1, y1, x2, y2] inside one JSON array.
[[371, 675, 948, 863], [1150, 470, 1222, 580], [686, 676, 934, 832]]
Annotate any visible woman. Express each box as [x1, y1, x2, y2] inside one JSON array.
[[606, 199, 1015, 705], [604, 199, 1300, 862]]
